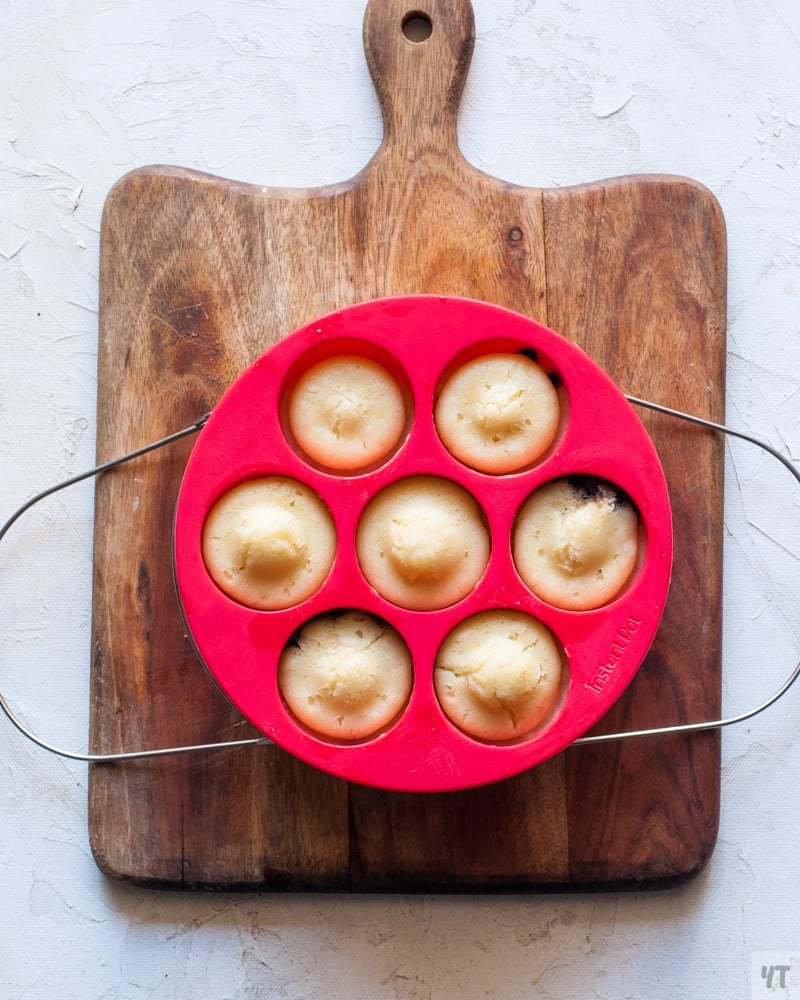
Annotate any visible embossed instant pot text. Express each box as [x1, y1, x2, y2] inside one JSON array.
[[585, 616, 642, 694]]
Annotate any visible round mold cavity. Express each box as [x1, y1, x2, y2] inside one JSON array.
[[512, 475, 644, 612], [280, 337, 414, 476], [201, 475, 337, 611], [432, 609, 569, 745], [355, 474, 491, 611], [277, 608, 414, 744], [173, 294, 673, 793], [433, 339, 568, 476], [434, 351, 561, 474]]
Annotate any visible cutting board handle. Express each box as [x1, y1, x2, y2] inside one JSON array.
[[363, 0, 475, 155]]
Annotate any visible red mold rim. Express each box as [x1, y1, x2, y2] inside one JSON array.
[[173, 295, 673, 792]]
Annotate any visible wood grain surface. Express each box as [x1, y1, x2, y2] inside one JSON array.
[[89, 0, 726, 889]]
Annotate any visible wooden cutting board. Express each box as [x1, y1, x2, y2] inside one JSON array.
[[89, 0, 726, 889]]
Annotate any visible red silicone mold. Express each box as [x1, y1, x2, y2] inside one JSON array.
[[173, 295, 673, 792]]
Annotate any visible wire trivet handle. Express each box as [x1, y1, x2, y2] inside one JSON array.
[[0, 398, 797, 763]]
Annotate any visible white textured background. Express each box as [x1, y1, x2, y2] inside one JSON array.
[[1, 1, 799, 998]]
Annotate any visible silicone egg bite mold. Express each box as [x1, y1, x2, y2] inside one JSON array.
[[173, 295, 672, 792]]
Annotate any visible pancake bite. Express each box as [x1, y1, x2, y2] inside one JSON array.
[[434, 610, 563, 742], [288, 354, 406, 471], [356, 476, 490, 611], [513, 477, 639, 610], [202, 477, 336, 610], [278, 611, 413, 740], [434, 352, 559, 474]]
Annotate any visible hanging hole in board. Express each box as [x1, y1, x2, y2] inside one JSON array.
[[402, 11, 433, 42]]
